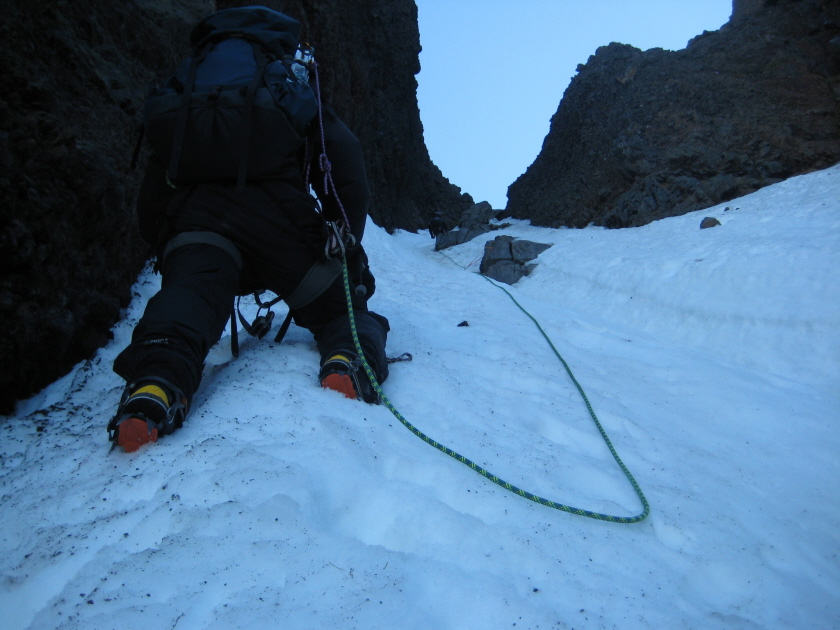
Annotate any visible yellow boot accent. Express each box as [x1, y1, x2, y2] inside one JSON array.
[[326, 354, 352, 364], [131, 384, 170, 406]]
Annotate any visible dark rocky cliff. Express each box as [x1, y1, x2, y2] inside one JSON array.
[[0, 0, 470, 413], [506, 0, 840, 228]]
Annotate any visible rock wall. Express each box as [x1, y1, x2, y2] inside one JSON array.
[[0, 0, 470, 413], [506, 0, 840, 228], [732, 0, 765, 19]]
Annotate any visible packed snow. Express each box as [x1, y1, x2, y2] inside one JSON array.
[[2, 165, 839, 629]]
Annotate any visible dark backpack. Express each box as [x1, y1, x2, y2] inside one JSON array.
[[143, 7, 318, 190]]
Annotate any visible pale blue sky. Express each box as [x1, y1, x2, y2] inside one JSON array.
[[415, 1, 733, 209]]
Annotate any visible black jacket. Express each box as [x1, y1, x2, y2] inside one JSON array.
[[136, 104, 371, 255]]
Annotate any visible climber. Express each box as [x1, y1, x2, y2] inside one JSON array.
[[428, 211, 448, 239], [107, 6, 390, 452]]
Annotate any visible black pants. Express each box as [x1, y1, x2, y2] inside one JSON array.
[[114, 242, 389, 407]]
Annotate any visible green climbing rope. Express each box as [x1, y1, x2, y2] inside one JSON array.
[[341, 256, 650, 523]]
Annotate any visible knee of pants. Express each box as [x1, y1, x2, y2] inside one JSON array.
[[118, 243, 240, 393], [153, 243, 240, 351]]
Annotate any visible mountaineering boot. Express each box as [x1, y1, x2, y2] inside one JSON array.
[[319, 352, 379, 404], [107, 378, 187, 452]]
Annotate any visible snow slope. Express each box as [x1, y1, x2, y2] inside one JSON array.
[[1, 164, 839, 629]]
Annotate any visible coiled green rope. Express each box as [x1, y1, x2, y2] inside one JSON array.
[[341, 256, 650, 523]]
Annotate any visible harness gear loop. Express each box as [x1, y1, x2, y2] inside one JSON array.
[[236, 295, 277, 339], [324, 220, 355, 260]]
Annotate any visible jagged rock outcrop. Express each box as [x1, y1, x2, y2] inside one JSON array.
[[479, 236, 552, 285], [0, 0, 470, 413], [507, 0, 840, 229], [434, 201, 502, 250]]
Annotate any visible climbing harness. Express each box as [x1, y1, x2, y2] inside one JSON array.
[[338, 253, 650, 524]]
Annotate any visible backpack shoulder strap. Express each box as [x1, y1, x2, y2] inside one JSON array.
[[167, 47, 210, 184], [235, 40, 272, 191]]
